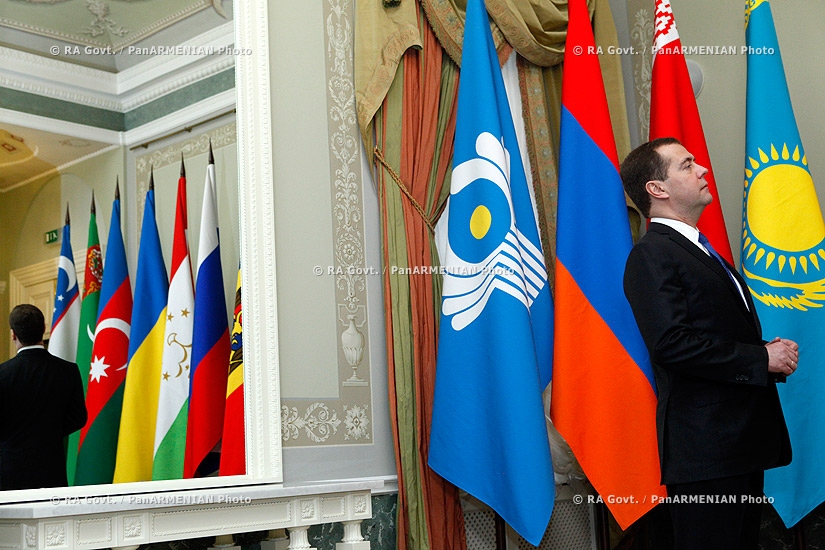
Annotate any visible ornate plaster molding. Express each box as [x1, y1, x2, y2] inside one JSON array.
[[0, 23, 235, 115], [630, 8, 653, 143], [234, 0, 282, 481], [277, 0, 374, 451]]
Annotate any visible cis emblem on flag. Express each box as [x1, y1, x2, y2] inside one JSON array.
[[742, 143, 825, 309], [442, 132, 548, 331]]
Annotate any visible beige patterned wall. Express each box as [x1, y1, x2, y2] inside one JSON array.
[[134, 119, 240, 323], [274, 0, 374, 448], [626, 0, 653, 145]]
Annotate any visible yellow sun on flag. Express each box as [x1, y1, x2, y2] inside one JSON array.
[[742, 142, 825, 310], [743, 143, 825, 274], [470, 205, 492, 239]]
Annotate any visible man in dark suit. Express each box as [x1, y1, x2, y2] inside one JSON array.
[[0, 304, 87, 490], [621, 137, 799, 550]]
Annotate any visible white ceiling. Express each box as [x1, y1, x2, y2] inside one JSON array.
[[0, 0, 234, 190], [0, 122, 114, 192], [0, 0, 232, 72]]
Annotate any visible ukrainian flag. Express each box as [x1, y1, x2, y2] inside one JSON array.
[[113, 179, 169, 482], [742, 0, 825, 526]]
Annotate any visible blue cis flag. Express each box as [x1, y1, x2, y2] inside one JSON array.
[[742, 0, 825, 526], [428, 0, 555, 544]]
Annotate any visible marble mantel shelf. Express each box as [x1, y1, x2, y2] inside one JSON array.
[[0, 480, 383, 550]]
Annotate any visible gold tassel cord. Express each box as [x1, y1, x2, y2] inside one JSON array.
[[373, 146, 436, 234]]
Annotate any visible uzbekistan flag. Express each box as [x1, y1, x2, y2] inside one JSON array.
[[184, 146, 230, 478], [219, 267, 245, 476], [153, 157, 194, 480], [428, 0, 555, 544], [76, 187, 132, 485], [649, 0, 732, 262], [549, 0, 665, 529], [743, 0, 825, 526], [67, 195, 102, 485], [114, 175, 169, 482], [50, 208, 80, 363]]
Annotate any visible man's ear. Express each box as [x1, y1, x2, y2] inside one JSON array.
[[645, 180, 668, 200]]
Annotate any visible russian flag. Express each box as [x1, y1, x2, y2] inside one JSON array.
[[549, 0, 665, 529], [184, 145, 230, 478]]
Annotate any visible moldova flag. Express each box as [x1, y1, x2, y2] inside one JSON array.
[[428, 0, 555, 544], [185, 146, 230, 478], [76, 186, 132, 485], [743, 0, 825, 527], [549, 0, 665, 529], [219, 268, 245, 476], [113, 175, 169, 482]]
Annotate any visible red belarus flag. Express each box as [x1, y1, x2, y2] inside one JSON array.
[[649, 0, 733, 263]]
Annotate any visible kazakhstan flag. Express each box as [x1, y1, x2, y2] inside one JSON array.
[[742, 0, 825, 527]]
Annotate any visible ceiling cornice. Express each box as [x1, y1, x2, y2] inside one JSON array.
[[0, 108, 122, 145], [0, 0, 218, 50], [0, 21, 235, 114]]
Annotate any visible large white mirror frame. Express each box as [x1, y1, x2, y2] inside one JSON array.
[[0, 0, 380, 547]]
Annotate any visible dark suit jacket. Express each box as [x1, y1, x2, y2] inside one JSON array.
[[0, 347, 87, 490], [623, 222, 791, 485]]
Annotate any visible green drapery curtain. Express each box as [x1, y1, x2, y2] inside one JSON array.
[[356, 0, 632, 547], [371, 10, 464, 548]]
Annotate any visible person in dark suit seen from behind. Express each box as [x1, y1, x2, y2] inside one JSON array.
[[0, 304, 87, 490], [621, 137, 799, 550]]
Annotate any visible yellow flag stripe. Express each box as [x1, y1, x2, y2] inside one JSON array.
[[226, 365, 244, 397], [113, 308, 167, 483]]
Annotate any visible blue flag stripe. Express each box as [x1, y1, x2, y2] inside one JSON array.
[[557, 108, 654, 387]]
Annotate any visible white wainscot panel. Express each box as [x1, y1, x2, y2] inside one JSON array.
[[0, 481, 379, 550]]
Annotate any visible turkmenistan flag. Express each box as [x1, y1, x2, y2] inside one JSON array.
[[76, 184, 132, 485], [114, 172, 169, 482], [153, 157, 194, 480], [67, 194, 102, 485]]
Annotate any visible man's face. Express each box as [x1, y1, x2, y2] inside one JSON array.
[[657, 143, 712, 211]]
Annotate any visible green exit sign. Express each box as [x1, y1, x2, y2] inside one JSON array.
[[45, 229, 60, 245]]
